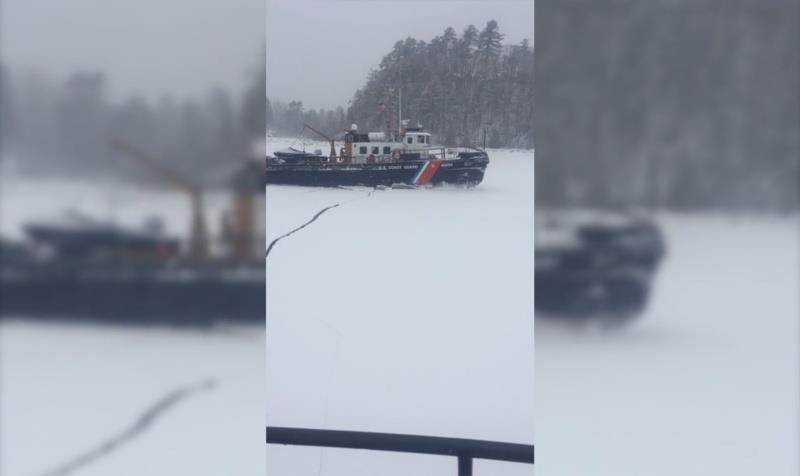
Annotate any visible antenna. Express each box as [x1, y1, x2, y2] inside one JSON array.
[[398, 88, 402, 136]]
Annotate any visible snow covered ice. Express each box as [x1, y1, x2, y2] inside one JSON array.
[[2, 142, 797, 475], [0, 176, 264, 476], [265, 138, 536, 475], [537, 213, 800, 475], [0, 321, 265, 476], [268, 137, 798, 475]]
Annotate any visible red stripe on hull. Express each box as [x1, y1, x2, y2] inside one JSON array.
[[415, 160, 443, 185]]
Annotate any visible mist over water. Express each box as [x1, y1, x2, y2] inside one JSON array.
[[1, 0, 263, 103]]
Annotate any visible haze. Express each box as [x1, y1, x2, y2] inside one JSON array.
[[0, 0, 264, 103], [267, 0, 534, 110]]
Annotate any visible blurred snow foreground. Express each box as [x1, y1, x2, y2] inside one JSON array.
[[2, 141, 797, 476], [0, 173, 264, 475], [537, 213, 800, 476], [265, 141, 537, 475], [0, 322, 265, 476]]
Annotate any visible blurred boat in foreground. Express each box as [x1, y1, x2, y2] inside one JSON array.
[[536, 211, 666, 324], [0, 142, 265, 325], [0, 217, 263, 325]]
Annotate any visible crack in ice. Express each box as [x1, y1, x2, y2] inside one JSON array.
[[265, 203, 341, 260], [35, 379, 217, 476], [265, 187, 379, 261]]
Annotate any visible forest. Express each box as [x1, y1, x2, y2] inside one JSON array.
[[535, 0, 798, 211], [267, 20, 535, 149], [0, 60, 265, 185], [3, 2, 796, 212]]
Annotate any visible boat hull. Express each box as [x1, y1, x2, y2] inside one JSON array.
[[266, 154, 489, 187], [0, 266, 265, 325]]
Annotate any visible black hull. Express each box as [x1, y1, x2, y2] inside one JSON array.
[[536, 216, 665, 324], [0, 269, 264, 326], [536, 269, 652, 322], [266, 155, 489, 187]]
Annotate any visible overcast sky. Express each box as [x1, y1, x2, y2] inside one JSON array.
[[0, 0, 532, 108], [267, 0, 534, 110], [1, 0, 264, 103]]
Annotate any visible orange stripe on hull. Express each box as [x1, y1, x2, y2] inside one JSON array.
[[414, 160, 443, 185]]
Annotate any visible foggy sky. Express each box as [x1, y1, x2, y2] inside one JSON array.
[[267, 0, 534, 110], [0, 0, 264, 103]]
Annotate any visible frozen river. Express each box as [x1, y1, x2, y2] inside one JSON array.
[[0, 172, 265, 476], [537, 213, 800, 475], [0, 321, 265, 476], [265, 140, 536, 475], [2, 144, 797, 475]]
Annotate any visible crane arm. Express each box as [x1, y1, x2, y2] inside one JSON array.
[[109, 139, 209, 260], [110, 139, 198, 195], [302, 123, 333, 142], [302, 123, 338, 160]]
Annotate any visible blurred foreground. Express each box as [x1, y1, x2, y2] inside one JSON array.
[[0, 1, 266, 472], [535, 1, 799, 472], [1, 321, 264, 476], [0, 150, 265, 324], [537, 212, 799, 475]]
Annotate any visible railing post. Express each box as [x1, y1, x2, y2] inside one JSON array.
[[457, 455, 472, 476]]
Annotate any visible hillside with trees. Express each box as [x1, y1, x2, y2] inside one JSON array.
[[0, 58, 266, 186], [535, 0, 798, 211], [267, 21, 535, 148], [265, 98, 347, 141], [347, 21, 534, 148]]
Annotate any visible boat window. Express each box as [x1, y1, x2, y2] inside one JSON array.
[[418, 136, 425, 144], [372, 146, 379, 154], [359, 146, 367, 154], [383, 146, 391, 154], [407, 137, 413, 144]]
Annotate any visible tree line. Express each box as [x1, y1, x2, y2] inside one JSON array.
[[535, 0, 798, 211], [348, 20, 534, 148], [0, 60, 265, 186], [267, 20, 535, 148], [266, 99, 348, 140]]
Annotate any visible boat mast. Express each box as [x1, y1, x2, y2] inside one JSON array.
[[384, 88, 394, 139], [398, 88, 402, 137]]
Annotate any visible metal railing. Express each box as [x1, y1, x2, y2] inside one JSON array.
[[266, 426, 534, 476]]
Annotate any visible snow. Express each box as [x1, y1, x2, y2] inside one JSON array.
[[0, 322, 264, 476], [537, 213, 800, 475], [265, 138, 536, 474], [0, 174, 264, 475], [2, 144, 797, 475]]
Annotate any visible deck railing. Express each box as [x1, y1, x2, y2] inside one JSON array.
[[266, 426, 534, 476]]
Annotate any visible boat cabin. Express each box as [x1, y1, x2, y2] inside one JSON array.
[[342, 123, 433, 163]]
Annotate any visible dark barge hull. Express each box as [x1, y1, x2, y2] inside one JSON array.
[[0, 269, 264, 326], [266, 154, 489, 187], [535, 216, 665, 324]]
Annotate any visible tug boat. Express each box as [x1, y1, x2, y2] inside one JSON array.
[[266, 121, 489, 187]]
